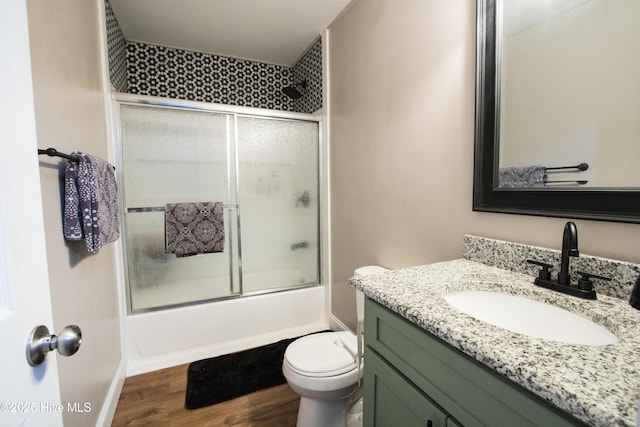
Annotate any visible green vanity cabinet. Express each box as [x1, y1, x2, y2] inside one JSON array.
[[363, 298, 587, 427], [365, 349, 461, 426]]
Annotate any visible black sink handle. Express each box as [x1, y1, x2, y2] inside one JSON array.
[[577, 271, 611, 291], [526, 259, 553, 280]]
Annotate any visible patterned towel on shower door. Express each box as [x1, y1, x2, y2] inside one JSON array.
[[165, 202, 225, 257]]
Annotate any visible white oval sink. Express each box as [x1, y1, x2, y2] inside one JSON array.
[[445, 291, 618, 346]]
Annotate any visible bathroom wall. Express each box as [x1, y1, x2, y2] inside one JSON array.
[[105, 0, 322, 113], [104, 0, 128, 92], [27, 0, 122, 425], [328, 0, 640, 330]]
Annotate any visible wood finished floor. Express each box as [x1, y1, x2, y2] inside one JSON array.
[[112, 363, 299, 426]]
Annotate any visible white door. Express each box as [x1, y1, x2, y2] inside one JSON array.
[[0, 1, 63, 426]]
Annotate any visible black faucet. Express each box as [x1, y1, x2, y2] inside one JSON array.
[[527, 221, 610, 300], [558, 221, 579, 285]]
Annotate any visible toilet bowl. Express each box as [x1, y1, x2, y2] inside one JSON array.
[[282, 265, 388, 427]]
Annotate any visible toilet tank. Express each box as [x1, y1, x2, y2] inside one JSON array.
[[354, 265, 388, 322]]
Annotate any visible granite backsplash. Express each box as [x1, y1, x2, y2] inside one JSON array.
[[463, 235, 640, 301]]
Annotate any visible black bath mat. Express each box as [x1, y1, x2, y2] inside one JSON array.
[[184, 337, 297, 410]]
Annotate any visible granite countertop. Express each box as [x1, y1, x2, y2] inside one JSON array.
[[350, 259, 640, 427]]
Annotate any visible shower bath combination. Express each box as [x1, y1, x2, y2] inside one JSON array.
[[116, 93, 326, 378], [282, 80, 308, 99]]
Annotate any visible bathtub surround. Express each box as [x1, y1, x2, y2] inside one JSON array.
[[124, 285, 327, 376], [104, 0, 322, 113]]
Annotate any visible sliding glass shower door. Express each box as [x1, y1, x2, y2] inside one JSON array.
[[119, 103, 319, 312], [120, 105, 239, 310], [237, 116, 319, 293]]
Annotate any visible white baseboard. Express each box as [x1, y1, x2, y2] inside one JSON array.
[[329, 313, 352, 333], [97, 358, 126, 427]]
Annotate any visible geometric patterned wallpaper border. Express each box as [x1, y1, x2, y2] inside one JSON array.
[[105, 0, 128, 93], [126, 42, 293, 111], [293, 38, 323, 114], [105, 0, 322, 113]]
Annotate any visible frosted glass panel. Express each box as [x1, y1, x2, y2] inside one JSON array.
[[237, 116, 319, 293], [121, 105, 231, 207], [125, 211, 236, 310], [120, 105, 239, 310]]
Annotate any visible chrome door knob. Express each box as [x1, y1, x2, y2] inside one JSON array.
[[26, 325, 82, 366]]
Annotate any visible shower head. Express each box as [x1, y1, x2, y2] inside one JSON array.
[[282, 80, 307, 99], [283, 86, 303, 99]]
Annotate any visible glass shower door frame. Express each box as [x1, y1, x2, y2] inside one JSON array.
[[113, 93, 321, 314]]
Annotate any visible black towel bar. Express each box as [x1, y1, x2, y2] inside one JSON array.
[[545, 180, 588, 185], [545, 163, 589, 171], [37, 147, 79, 163], [37, 148, 116, 170]]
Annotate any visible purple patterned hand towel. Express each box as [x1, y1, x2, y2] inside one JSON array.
[[63, 152, 120, 253], [498, 165, 547, 188], [165, 202, 225, 257]]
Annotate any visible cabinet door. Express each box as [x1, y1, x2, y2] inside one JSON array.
[[364, 349, 450, 427], [365, 298, 586, 427]]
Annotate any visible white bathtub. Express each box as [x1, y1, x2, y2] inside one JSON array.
[[124, 284, 327, 375]]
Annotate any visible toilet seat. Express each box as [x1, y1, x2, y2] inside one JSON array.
[[284, 331, 358, 378]]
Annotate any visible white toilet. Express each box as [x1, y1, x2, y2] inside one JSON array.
[[282, 265, 388, 427]]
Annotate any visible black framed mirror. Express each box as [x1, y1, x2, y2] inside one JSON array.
[[473, 0, 640, 223]]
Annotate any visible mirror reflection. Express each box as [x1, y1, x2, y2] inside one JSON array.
[[496, 0, 640, 189]]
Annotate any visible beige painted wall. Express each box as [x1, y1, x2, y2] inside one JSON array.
[[329, 0, 640, 331], [27, 0, 122, 425]]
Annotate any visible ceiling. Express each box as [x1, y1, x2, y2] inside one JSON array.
[[110, 0, 352, 67]]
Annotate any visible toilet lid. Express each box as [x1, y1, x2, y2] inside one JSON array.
[[285, 331, 358, 377]]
